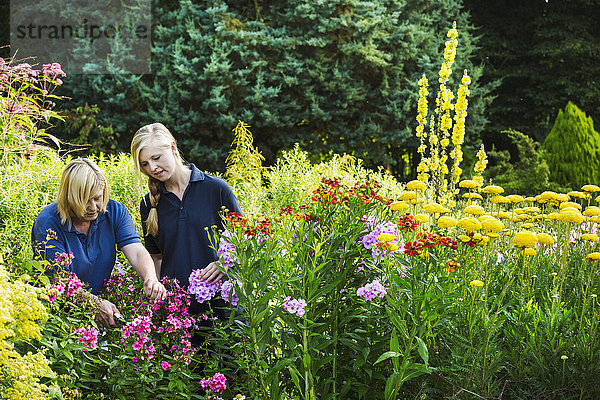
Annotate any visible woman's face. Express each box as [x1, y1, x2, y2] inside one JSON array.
[[78, 188, 103, 222], [138, 142, 178, 182]]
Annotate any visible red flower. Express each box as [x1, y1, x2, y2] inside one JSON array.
[[404, 241, 423, 257]]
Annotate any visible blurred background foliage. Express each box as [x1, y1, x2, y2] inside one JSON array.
[[2, 0, 600, 189]]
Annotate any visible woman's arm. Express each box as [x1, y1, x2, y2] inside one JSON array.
[[150, 253, 162, 280], [122, 242, 167, 301]]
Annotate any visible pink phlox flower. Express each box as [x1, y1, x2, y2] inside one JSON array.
[[200, 373, 227, 394], [161, 361, 171, 371], [283, 296, 307, 317], [221, 280, 243, 306], [218, 232, 237, 269], [188, 269, 223, 303], [75, 326, 99, 351], [357, 279, 386, 301]]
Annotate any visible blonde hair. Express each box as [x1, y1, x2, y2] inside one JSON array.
[[131, 122, 185, 236], [57, 158, 110, 225]]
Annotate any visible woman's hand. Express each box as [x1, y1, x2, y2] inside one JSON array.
[[199, 261, 227, 283], [143, 278, 167, 302], [95, 299, 122, 328]]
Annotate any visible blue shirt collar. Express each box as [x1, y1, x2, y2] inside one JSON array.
[[160, 164, 205, 193]]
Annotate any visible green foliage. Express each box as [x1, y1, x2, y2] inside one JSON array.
[[54, 0, 493, 177], [541, 102, 600, 190], [484, 129, 554, 195], [59, 104, 119, 155]]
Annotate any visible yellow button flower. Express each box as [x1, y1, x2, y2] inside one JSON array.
[[506, 194, 524, 203], [553, 193, 570, 203], [462, 192, 483, 200], [481, 185, 504, 194], [582, 184, 600, 192], [521, 223, 534, 229], [458, 217, 482, 231], [377, 233, 397, 242], [424, 203, 450, 213], [459, 179, 481, 189], [406, 180, 427, 191], [414, 213, 429, 223], [559, 201, 582, 210], [536, 191, 557, 203], [557, 211, 584, 224], [437, 216, 458, 229], [536, 233, 555, 245], [469, 280, 484, 287], [481, 218, 504, 232], [568, 191, 588, 199], [581, 233, 599, 242], [513, 231, 538, 248], [583, 206, 600, 216], [491, 195, 510, 204], [390, 201, 409, 211], [523, 248, 537, 256], [399, 191, 418, 201], [586, 252, 600, 260]]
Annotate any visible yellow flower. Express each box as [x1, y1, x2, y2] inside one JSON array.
[[459, 179, 481, 189], [458, 217, 482, 231], [525, 196, 537, 202], [561, 355, 568, 361], [406, 180, 427, 191], [481, 185, 504, 194], [458, 234, 471, 243], [487, 232, 500, 238], [553, 193, 570, 203], [586, 252, 600, 260], [493, 211, 511, 219], [559, 201, 582, 210], [582, 184, 600, 192], [583, 206, 600, 216], [536, 233, 555, 245], [523, 206, 541, 214], [414, 214, 430, 223], [523, 248, 537, 256], [481, 218, 504, 232], [399, 191, 418, 201], [568, 190, 588, 199], [410, 198, 424, 205], [491, 195, 510, 204], [513, 231, 538, 248], [536, 191, 557, 203], [546, 212, 560, 220], [437, 216, 458, 229], [377, 233, 397, 243], [462, 192, 483, 200], [424, 203, 450, 213], [521, 223, 534, 229], [390, 201, 409, 211], [557, 210, 584, 224], [469, 280, 484, 287], [581, 233, 599, 242], [464, 204, 485, 215], [506, 194, 524, 203]]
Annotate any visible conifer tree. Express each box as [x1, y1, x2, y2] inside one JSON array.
[[541, 102, 600, 189]]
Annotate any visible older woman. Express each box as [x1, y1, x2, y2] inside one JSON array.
[[31, 158, 166, 327]]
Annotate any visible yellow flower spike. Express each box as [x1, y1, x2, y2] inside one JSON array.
[[390, 201, 409, 211], [470, 280, 484, 287], [464, 204, 485, 215], [399, 191, 418, 201], [581, 233, 599, 242], [491, 195, 510, 204], [481, 185, 504, 194], [582, 184, 600, 192], [586, 252, 600, 260], [559, 201, 582, 210], [481, 218, 504, 232], [415, 213, 430, 223], [437, 216, 458, 229], [424, 203, 450, 213], [459, 179, 481, 189], [458, 217, 482, 231], [462, 192, 483, 200], [521, 223, 534, 229], [536, 233, 555, 245], [406, 180, 427, 191], [377, 233, 397, 243], [506, 194, 525, 203], [583, 206, 600, 216], [523, 248, 537, 256], [513, 231, 538, 248], [568, 190, 588, 200]]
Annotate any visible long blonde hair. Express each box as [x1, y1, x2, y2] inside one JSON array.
[[131, 122, 185, 236], [57, 158, 110, 225]]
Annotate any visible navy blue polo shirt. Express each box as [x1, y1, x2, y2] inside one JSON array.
[[31, 199, 141, 294], [140, 164, 242, 287]]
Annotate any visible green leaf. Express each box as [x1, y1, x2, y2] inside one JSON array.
[[416, 336, 429, 367], [374, 351, 400, 365]]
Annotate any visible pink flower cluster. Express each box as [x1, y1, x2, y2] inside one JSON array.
[[218, 232, 237, 269], [75, 326, 99, 351], [220, 280, 243, 306], [200, 372, 227, 394], [49, 273, 83, 301], [188, 269, 222, 303], [41, 62, 66, 84], [361, 218, 403, 260], [54, 252, 74, 267], [283, 296, 307, 317], [357, 279, 386, 301], [121, 315, 156, 360]]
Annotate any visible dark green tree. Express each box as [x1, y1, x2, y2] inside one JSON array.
[[53, 0, 493, 176], [541, 102, 600, 189], [464, 0, 600, 148]]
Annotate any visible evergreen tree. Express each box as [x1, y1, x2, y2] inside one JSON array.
[[541, 102, 600, 189], [53, 0, 492, 176]]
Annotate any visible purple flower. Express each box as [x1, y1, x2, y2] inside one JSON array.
[[361, 221, 403, 260], [188, 269, 222, 303], [357, 279, 386, 301], [161, 361, 171, 371], [283, 296, 307, 317], [75, 326, 99, 351], [200, 372, 227, 393]]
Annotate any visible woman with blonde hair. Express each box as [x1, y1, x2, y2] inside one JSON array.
[[32, 158, 166, 327], [130, 122, 242, 291]]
